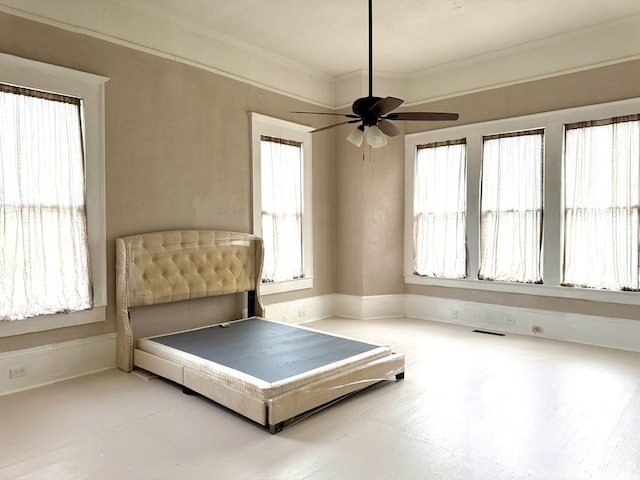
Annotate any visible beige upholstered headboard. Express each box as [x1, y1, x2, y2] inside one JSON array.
[[116, 230, 264, 371]]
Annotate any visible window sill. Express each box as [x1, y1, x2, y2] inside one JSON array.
[[260, 277, 313, 296], [0, 305, 106, 338], [404, 275, 640, 306]]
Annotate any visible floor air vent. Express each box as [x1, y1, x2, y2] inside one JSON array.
[[472, 329, 506, 336]]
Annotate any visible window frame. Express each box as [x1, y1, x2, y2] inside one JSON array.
[[404, 97, 640, 306], [478, 129, 545, 284], [251, 112, 313, 295], [413, 139, 468, 279], [0, 53, 108, 336], [562, 116, 640, 291]]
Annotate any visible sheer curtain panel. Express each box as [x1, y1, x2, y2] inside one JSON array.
[[413, 139, 467, 278], [260, 136, 304, 283], [0, 84, 92, 321], [479, 129, 544, 283], [563, 115, 640, 291]]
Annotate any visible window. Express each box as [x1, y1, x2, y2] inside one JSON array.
[[404, 97, 640, 305], [0, 53, 107, 336], [1, 85, 92, 320], [413, 139, 467, 278], [260, 136, 304, 282], [479, 130, 544, 283], [251, 113, 313, 294], [563, 115, 640, 291]]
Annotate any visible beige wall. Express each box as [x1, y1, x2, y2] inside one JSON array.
[[402, 59, 640, 320], [2, 11, 640, 352], [0, 12, 336, 352], [334, 60, 640, 299], [405, 60, 640, 134], [335, 134, 406, 296]]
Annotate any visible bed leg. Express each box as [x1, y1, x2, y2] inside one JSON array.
[[268, 422, 284, 434], [247, 290, 256, 318], [395, 372, 405, 380], [182, 386, 197, 396]]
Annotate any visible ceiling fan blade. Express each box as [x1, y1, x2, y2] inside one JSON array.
[[311, 119, 360, 133], [385, 112, 459, 121], [378, 119, 401, 137], [370, 97, 404, 116], [292, 111, 360, 119]]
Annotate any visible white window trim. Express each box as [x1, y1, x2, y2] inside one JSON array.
[[405, 97, 640, 306], [251, 112, 313, 295], [0, 53, 108, 337]]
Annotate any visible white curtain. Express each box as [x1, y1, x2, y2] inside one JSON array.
[[413, 140, 467, 278], [563, 116, 640, 290], [0, 85, 92, 321], [260, 136, 303, 282], [479, 130, 543, 283]]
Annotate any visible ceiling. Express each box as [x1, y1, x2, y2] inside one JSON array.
[[1, 0, 639, 107], [136, 0, 640, 77]]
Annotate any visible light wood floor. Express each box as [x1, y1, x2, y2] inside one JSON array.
[[1, 317, 639, 480]]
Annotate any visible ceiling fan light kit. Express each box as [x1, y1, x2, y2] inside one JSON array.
[[367, 125, 387, 148], [346, 125, 388, 148], [293, 0, 459, 149], [346, 126, 365, 147]]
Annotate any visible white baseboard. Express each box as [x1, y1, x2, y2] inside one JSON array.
[[264, 294, 335, 324], [265, 294, 406, 324], [333, 294, 406, 320], [0, 333, 116, 396], [405, 294, 640, 353], [3, 293, 638, 397], [267, 293, 640, 352]]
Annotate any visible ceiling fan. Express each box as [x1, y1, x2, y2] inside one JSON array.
[[293, 0, 459, 148]]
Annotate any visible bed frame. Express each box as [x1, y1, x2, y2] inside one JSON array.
[[116, 230, 404, 433]]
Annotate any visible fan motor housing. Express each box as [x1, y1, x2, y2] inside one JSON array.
[[352, 96, 383, 126]]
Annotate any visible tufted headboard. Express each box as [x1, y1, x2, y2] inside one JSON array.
[[115, 230, 264, 372]]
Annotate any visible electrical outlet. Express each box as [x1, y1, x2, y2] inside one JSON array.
[[298, 309, 306, 318], [504, 316, 516, 325], [9, 367, 27, 379], [451, 310, 458, 320], [241, 308, 248, 318]]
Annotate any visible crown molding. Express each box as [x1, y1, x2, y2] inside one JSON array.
[[0, 0, 336, 108], [1, 1, 638, 109], [404, 15, 640, 106]]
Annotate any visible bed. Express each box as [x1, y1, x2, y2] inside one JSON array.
[[116, 230, 405, 433]]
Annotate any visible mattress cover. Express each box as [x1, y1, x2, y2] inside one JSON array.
[[137, 318, 393, 401]]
